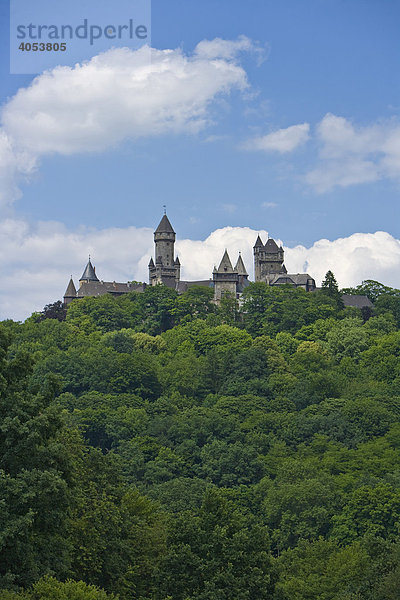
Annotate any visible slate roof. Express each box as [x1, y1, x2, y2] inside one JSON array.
[[215, 250, 234, 273], [80, 259, 99, 282], [234, 253, 248, 275], [264, 238, 280, 253], [253, 235, 264, 248], [342, 294, 373, 309], [268, 273, 315, 286], [77, 281, 145, 297], [155, 214, 175, 234], [64, 277, 77, 298]]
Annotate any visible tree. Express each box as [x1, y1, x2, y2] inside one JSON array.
[[275, 538, 371, 600], [155, 489, 275, 600], [321, 271, 343, 308], [0, 326, 73, 588], [36, 301, 67, 323], [29, 576, 116, 599]]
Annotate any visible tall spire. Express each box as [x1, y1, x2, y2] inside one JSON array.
[[216, 249, 234, 273], [64, 277, 77, 298], [254, 235, 264, 248], [155, 214, 175, 234], [80, 258, 99, 282], [234, 253, 248, 276]]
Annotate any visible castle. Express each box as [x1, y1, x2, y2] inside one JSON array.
[[63, 213, 316, 305]]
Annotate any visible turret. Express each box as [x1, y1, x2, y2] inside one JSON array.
[[213, 250, 239, 301], [174, 256, 181, 282], [234, 252, 249, 293], [63, 277, 77, 306], [79, 257, 99, 285]]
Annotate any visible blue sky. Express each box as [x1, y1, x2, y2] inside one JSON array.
[[1, 0, 399, 242], [1, 0, 400, 318]]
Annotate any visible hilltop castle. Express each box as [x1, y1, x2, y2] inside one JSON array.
[[63, 212, 316, 305]]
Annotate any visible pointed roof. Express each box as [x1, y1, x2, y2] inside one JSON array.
[[234, 253, 248, 276], [254, 235, 264, 248], [64, 277, 77, 298], [174, 256, 180, 265], [80, 259, 99, 282], [155, 214, 175, 234], [216, 249, 234, 273], [264, 238, 280, 253], [148, 257, 155, 267]]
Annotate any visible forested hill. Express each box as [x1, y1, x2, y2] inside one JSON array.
[[1, 279, 400, 600]]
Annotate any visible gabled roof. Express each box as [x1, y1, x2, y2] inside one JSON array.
[[268, 273, 315, 286], [148, 257, 155, 267], [64, 277, 77, 298], [80, 259, 99, 282], [253, 235, 264, 248], [216, 249, 234, 273], [155, 214, 175, 234], [234, 253, 248, 275], [174, 256, 180, 265], [264, 238, 280, 253]]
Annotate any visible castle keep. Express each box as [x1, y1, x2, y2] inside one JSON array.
[[64, 213, 316, 305], [148, 214, 180, 288]]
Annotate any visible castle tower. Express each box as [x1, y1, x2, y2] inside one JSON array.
[[253, 236, 286, 282], [213, 250, 239, 301], [149, 213, 180, 288], [63, 277, 77, 306], [79, 258, 99, 286]]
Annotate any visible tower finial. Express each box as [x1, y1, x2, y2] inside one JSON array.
[[163, 204, 166, 215]]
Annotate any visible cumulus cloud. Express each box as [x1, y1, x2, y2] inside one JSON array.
[[305, 113, 400, 192], [242, 113, 400, 192], [286, 231, 400, 289], [2, 220, 400, 321], [244, 123, 310, 153], [0, 40, 251, 210], [194, 35, 267, 65]]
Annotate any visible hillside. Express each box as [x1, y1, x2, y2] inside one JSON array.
[[1, 280, 400, 599]]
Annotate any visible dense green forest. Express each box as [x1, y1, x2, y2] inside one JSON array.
[[2, 276, 400, 599]]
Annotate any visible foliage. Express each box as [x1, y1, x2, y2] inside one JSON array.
[[3, 279, 400, 598]]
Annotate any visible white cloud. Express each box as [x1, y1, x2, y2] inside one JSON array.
[[0, 131, 37, 207], [241, 113, 400, 193], [0, 40, 251, 210], [2, 220, 400, 322], [194, 35, 255, 60], [305, 113, 400, 192], [194, 35, 267, 65], [244, 123, 310, 153], [261, 201, 277, 208], [286, 231, 400, 288]]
